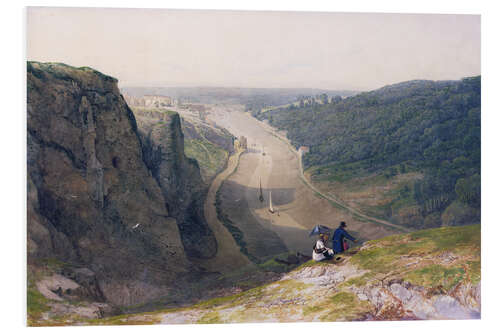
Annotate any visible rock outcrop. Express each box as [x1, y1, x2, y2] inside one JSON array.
[[91, 225, 480, 324], [27, 62, 198, 307], [134, 110, 217, 259], [28, 220, 480, 325]]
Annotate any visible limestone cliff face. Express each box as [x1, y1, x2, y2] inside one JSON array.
[[134, 110, 217, 259], [27, 62, 193, 306]]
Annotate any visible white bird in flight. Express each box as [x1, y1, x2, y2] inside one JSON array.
[[132, 223, 140, 229]]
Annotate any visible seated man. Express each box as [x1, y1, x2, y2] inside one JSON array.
[[312, 233, 334, 261], [332, 221, 357, 253]]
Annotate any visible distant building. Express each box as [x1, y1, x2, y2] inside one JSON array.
[[123, 94, 176, 108], [298, 146, 310, 156], [144, 95, 174, 108], [123, 93, 145, 107]]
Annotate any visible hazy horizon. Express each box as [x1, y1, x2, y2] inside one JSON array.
[[27, 7, 480, 91], [116, 76, 477, 92]]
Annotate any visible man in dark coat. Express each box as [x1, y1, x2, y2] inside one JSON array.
[[332, 221, 357, 253]]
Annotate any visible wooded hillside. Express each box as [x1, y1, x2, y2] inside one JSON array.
[[256, 77, 481, 228]]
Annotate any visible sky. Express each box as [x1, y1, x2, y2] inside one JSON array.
[[27, 7, 480, 91]]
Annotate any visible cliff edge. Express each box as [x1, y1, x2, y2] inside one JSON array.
[[90, 224, 480, 324], [27, 62, 200, 311], [134, 109, 218, 259]]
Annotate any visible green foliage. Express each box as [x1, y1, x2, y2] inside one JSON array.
[[302, 305, 323, 316], [351, 225, 480, 274], [257, 252, 303, 273], [185, 139, 228, 181], [404, 264, 465, 290], [197, 311, 222, 324], [467, 260, 481, 285], [194, 293, 242, 310], [342, 272, 377, 287], [455, 174, 481, 207], [408, 224, 480, 250], [319, 291, 373, 321], [441, 200, 480, 226], [330, 291, 357, 304], [243, 89, 355, 114], [258, 77, 481, 228], [27, 288, 50, 322]]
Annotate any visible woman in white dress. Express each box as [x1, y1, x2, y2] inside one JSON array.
[[312, 233, 334, 261]]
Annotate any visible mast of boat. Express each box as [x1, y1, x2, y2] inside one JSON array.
[[269, 190, 274, 214], [259, 178, 264, 202]]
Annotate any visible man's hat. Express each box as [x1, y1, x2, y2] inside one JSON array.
[[340, 221, 347, 228]]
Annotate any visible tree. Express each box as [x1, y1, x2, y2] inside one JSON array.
[[331, 95, 342, 104], [455, 174, 480, 207], [319, 93, 329, 104]]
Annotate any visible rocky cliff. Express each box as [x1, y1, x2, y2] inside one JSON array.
[[132, 107, 234, 183], [27, 62, 208, 310], [133, 109, 217, 259]]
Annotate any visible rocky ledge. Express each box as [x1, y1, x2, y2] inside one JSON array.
[[87, 224, 480, 325]]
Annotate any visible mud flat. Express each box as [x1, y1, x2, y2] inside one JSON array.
[[208, 107, 398, 261]]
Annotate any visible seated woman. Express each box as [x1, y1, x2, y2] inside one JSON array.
[[312, 233, 334, 261]]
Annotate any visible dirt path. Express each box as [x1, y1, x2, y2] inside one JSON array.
[[191, 148, 254, 273]]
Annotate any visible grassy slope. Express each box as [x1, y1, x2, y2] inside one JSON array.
[[131, 106, 231, 183], [346, 224, 480, 288], [306, 160, 480, 229], [67, 224, 480, 325], [184, 138, 228, 182], [306, 165, 425, 225]]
